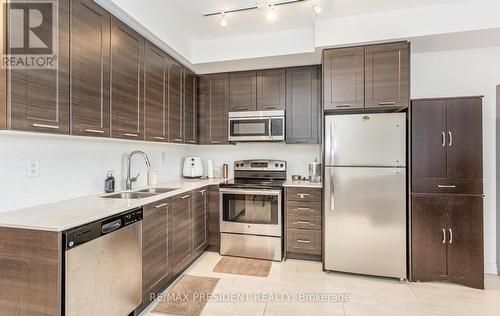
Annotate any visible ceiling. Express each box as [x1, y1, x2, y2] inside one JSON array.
[[111, 0, 460, 41]]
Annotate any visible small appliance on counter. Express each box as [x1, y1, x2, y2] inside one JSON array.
[[183, 157, 203, 178], [309, 159, 322, 182]]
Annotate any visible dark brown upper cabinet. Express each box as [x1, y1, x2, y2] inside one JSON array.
[[323, 47, 364, 110], [8, 0, 70, 134], [184, 68, 197, 144], [144, 42, 168, 142], [411, 97, 483, 195], [411, 194, 484, 289], [365, 42, 410, 108], [198, 73, 229, 145], [70, 0, 110, 137], [168, 59, 183, 143], [257, 69, 286, 111], [285, 66, 320, 144], [229, 71, 257, 112], [110, 18, 144, 140]]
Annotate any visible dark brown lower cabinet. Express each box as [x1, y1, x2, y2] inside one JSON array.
[[192, 188, 208, 254], [172, 192, 193, 275], [142, 199, 172, 304], [207, 185, 220, 251], [411, 194, 484, 289]]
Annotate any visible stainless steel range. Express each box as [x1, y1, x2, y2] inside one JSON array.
[[219, 159, 286, 261]]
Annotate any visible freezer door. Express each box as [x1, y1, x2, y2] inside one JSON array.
[[324, 167, 407, 279], [324, 113, 406, 167]]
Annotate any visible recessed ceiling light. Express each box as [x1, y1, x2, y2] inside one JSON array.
[[266, 4, 277, 21], [220, 12, 228, 27]]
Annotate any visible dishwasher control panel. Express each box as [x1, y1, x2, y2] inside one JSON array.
[[64, 207, 143, 250]]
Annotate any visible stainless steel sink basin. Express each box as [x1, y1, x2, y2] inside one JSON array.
[[136, 188, 178, 194], [102, 192, 157, 199]]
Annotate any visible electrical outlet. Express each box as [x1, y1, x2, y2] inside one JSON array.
[[27, 160, 40, 177]]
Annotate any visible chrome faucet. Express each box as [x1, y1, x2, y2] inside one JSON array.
[[126, 151, 151, 190]]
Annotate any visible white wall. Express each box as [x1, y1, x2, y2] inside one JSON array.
[[0, 132, 189, 212], [188, 143, 320, 179], [412, 45, 500, 274]]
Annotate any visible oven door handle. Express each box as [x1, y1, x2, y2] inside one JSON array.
[[219, 188, 282, 196]]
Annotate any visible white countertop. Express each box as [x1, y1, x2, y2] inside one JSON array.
[[284, 179, 323, 188], [0, 178, 225, 232]]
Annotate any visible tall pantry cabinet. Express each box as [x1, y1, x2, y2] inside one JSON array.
[[411, 96, 484, 289]]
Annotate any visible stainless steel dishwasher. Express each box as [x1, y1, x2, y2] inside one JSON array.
[[63, 208, 143, 316]]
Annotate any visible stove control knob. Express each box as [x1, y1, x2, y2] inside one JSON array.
[[280, 164, 284, 168], [240, 163, 244, 167], [275, 163, 279, 167], [236, 163, 240, 167]]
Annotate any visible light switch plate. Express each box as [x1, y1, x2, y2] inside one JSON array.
[[27, 160, 40, 177]]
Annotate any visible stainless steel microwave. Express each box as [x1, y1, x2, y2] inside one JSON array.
[[228, 110, 285, 142]]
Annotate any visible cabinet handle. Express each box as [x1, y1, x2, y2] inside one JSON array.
[[449, 228, 453, 244], [296, 207, 312, 211], [155, 202, 169, 209], [85, 129, 104, 134], [153, 136, 165, 140], [438, 185, 456, 188], [297, 193, 310, 199], [124, 133, 138, 137], [211, 141, 222, 144], [174, 138, 183, 142], [336, 104, 351, 108], [378, 101, 396, 106], [265, 106, 277, 110], [181, 194, 191, 199], [441, 132, 446, 147], [448, 131, 453, 147], [32, 123, 59, 129], [442, 229, 446, 244], [296, 221, 311, 225], [236, 107, 248, 111], [188, 140, 197, 143], [297, 239, 311, 244]]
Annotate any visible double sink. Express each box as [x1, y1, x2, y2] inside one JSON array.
[[102, 187, 178, 199]]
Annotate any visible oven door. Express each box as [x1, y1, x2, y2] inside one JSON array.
[[228, 117, 273, 141], [220, 188, 282, 237]]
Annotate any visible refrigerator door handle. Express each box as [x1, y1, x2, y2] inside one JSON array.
[[330, 122, 335, 166], [330, 170, 335, 212]]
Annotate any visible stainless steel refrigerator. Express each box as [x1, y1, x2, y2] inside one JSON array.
[[324, 113, 407, 280]]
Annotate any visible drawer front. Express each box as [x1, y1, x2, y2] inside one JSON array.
[[286, 229, 321, 255], [287, 215, 321, 230], [287, 201, 322, 217], [412, 179, 483, 195], [287, 188, 322, 202]]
